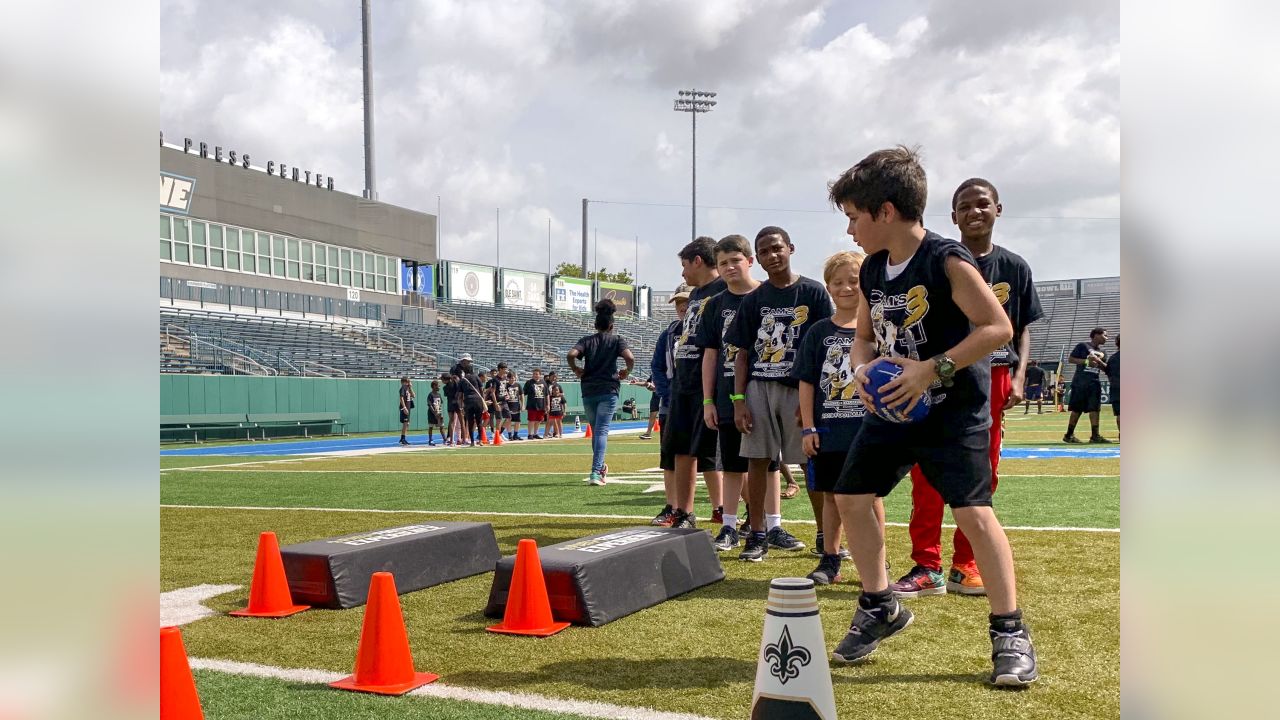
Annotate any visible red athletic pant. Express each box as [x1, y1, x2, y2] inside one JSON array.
[[908, 365, 1010, 570]]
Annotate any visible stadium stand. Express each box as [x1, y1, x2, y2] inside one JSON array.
[[1026, 284, 1120, 381]]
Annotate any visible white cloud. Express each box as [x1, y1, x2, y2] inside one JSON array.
[[161, 0, 1118, 291]]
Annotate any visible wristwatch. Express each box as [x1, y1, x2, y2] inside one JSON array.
[[932, 354, 957, 387]]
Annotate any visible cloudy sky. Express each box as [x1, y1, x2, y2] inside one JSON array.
[[161, 0, 1118, 293]]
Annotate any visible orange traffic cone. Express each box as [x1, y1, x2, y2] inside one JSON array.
[[479, 425, 490, 445], [230, 532, 309, 618], [653, 417, 661, 432], [487, 539, 570, 637], [160, 626, 204, 720], [584, 423, 593, 438], [331, 572, 439, 695], [492, 428, 503, 446]]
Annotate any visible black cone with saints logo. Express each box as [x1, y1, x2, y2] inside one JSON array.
[[752, 578, 837, 720]]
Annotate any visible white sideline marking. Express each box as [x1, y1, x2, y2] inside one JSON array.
[[188, 657, 716, 720], [644, 483, 666, 494], [161, 504, 1119, 533], [169, 467, 1119, 479], [161, 583, 241, 627], [161, 456, 335, 472]]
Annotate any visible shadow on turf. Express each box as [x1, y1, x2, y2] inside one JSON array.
[[445, 656, 757, 690], [829, 669, 988, 686]]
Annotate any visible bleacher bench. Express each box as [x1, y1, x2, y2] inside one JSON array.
[[246, 412, 347, 439], [160, 413, 249, 442]]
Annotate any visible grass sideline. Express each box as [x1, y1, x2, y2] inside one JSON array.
[[162, 411, 1119, 719]]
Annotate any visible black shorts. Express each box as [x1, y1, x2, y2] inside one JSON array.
[[1111, 399, 1120, 416], [464, 403, 485, 426], [399, 408, 410, 424], [549, 411, 564, 418], [447, 404, 460, 416], [1068, 383, 1102, 413], [428, 410, 443, 426], [1025, 385, 1042, 400], [834, 422, 993, 508], [807, 451, 850, 493], [715, 423, 781, 475], [659, 414, 715, 472], [662, 391, 718, 458], [650, 394, 660, 412]]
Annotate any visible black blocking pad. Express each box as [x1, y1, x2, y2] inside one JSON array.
[[484, 527, 724, 627], [281, 522, 501, 609]]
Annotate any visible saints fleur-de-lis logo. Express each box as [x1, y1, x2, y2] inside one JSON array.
[[763, 625, 811, 685]]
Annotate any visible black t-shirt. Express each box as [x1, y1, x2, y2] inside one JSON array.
[[861, 231, 991, 434], [694, 287, 751, 424], [1071, 342, 1107, 386], [1106, 351, 1120, 392], [399, 386, 414, 409], [671, 277, 728, 394], [573, 331, 630, 398], [1024, 365, 1045, 387], [504, 381, 521, 408], [974, 245, 1043, 367], [791, 318, 866, 451], [485, 378, 503, 404], [724, 275, 833, 388], [450, 364, 485, 406], [524, 378, 547, 411], [444, 380, 460, 409], [548, 395, 564, 414], [428, 391, 442, 415]]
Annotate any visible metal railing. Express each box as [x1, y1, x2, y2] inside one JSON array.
[[301, 361, 347, 378]]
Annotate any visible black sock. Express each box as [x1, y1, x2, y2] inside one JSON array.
[[859, 590, 893, 609], [990, 609, 1025, 632]]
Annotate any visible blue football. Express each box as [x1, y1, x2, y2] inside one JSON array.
[[865, 358, 932, 424]]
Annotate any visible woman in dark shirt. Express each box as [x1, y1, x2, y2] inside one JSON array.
[[568, 300, 635, 485]]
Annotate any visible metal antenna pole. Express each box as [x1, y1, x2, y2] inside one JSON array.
[[581, 198, 589, 274]]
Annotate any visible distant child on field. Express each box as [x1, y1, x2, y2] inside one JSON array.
[[548, 384, 566, 438], [426, 380, 444, 446]]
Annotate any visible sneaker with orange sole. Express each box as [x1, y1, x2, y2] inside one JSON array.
[[946, 563, 987, 596]]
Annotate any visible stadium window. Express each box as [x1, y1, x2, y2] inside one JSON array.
[[174, 239, 189, 263], [352, 252, 363, 273], [376, 255, 387, 275], [287, 261, 300, 279], [271, 235, 285, 259], [287, 238, 299, 261], [208, 226, 224, 268], [340, 269, 351, 286], [273, 257, 286, 277], [376, 274, 386, 291], [364, 272, 374, 289], [160, 238, 172, 261], [190, 222, 207, 265], [160, 214, 171, 240], [242, 252, 255, 273], [257, 234, 271, 275], [314, 264, 326, 282], [301, 241, 313, 264], [303, 262, 314, 281], [174, 217, 189, 244], [225, 228, 239, 253], [365, 252, 375, 273], [226, 244, 240, 271], [327, 246, 339, 267]]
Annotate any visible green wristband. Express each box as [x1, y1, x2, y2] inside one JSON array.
[[703, 398, 714, 406], [729, 393, 746, 402]]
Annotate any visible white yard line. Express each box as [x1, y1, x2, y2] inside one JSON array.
[[188, 657, 716, 720], [161, 584, 241, 627], [161, 504, 1119, 533], [167, 467, 1118, 479]]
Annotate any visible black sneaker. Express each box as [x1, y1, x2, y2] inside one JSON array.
[[713, 525, 740, 551], [739, 533, 768, 562], [766, 526, 806, 551], [638, 433, 652, 440], [990, 623, 1039, 687], [830, 598, 914, 663], [1063, 434, 1082, 444], [650, 505, 675, 527], [810, 532, 825, 556], [672, 511, 697, 529], [806, 555, 843, 585], [738, 507, 752, 535], [1089, 435, 1113, 444]]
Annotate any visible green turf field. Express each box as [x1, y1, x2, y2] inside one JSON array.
[[162, 411, 1119, 719]]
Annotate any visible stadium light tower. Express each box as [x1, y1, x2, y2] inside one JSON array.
[[672, 88, 717, 241], [361, 0, 377, 200]]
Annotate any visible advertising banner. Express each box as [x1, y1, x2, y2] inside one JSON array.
[[501, 269, 548, 310], [401, 263, 435, 296], [1034, 279, 1077, 299], [553, 276, 594, 313], [1079, 277, 1120, 296], [637, 286, 651, 319], [597, 280, 635, 315], [448, 261, 495, 304]]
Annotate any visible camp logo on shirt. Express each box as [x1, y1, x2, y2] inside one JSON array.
[[674, 297, 713, 360], [720, 308, 740, 371], [754, 305, 810, 364], [991, 281, 1011, 306], [819, 335, 860, 402], [868, 285, 930, 360]]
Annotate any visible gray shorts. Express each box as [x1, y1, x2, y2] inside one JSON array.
[[740, 379, 806, 465]]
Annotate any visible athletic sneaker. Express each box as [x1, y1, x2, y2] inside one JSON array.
[[890, 565, 947, 598], [638, 433, 652, 440], [1063, 434, 1082, 444], [1089, 435, 1113, 444], [806, 555, 843, 585], [713, 525, 740, 551], [739, 533, 768, 562], [830, 599, 914, 663], [738, 512, 752, 535], [672, 510, 697, 529], [766, 526, 806, 551], [710, 506, 724, 525], [600, 463, 609, 482], [990, 622, 1039, 686], [588, 472, 605, 486], [946, 563, 987, 596], [650, 505, 675, 527]]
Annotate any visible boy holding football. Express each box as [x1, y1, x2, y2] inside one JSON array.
[[825, 146, 1038, 686]]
